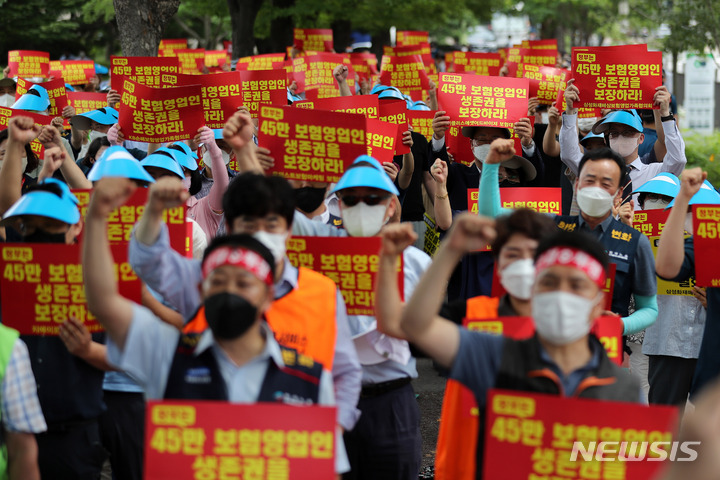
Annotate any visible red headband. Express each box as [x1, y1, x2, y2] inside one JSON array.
[[202, 246, 273, 286], [535, 247, 606, 287]]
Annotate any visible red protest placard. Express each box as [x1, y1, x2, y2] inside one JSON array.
[[378, 101, 410, 155], [692, 205, 720, 287], [467, 188, 561, 215], [483, 389, 679, 479], [15, 78, 68, 117], [0, 243, 141, 335], [294, 29, 334, 52], [0, 109, 51, 158], [64, 92, 107, 129], [365, 118, 397, 163], [554, 89, 602, 119], [396, 31, 429, 47], [176, 72, 243, 129], [572, 45, 663, 109], [450, 52, 502, 76], [383, 44, 432, 58], [287, 237, 403, 315], [118, 79, 205, 143], [159, 39, 188, 57], [111, 56, 181, 90], [204, 50, 229, 68], [7, 50, 49, 79], [258, 105, 366, 183], [379, 55, 429, 94], [506, 47, 557, 68], [145, 401, 336, 480], [48, 60, 95, 85], [239, 69, 287, 118], [633, 209, 670, 238], [438, 73, 530, 129], [291, 53, 355, 97], [516, 65, 570, 104], [349, 53, 379, 84], [294, 95, 379, 119], [407, 110, 435, 140], [236, 53, 287, 71], [522, 39, 559, 50], [175, 49, 205, 74]]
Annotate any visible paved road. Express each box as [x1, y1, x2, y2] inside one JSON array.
[[411, 358, 447, 473]]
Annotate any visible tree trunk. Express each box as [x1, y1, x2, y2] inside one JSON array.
[[370, 29, 390, 63], [113, 0, 180, 56], [269, 0, 295, 54], [227, 0, 265, 58], [332, 19, 352, 53]]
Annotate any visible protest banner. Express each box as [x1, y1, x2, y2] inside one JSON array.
[[0, 108, 51, 158], [691, 205, 720, 287], [378, 100, 410, 155], [379, 55, 430, 94], [291, 53, 355, 98], [467, 188, 561, 215], [287, 237, 403, 316], [293, 29, 334, 52], [258, 105, 366, 183], [572, 45, 663, 109], [176, 72, 243, 129], [159, 39, 188, 57], [506, 47, 557, 68], [516, 65, 570, 104], [294, 95, 379, 119], [118, 79, 204, 143], [365, 118, 397, 163], [407, 110, 435, 140], [396, 31, 430, 47], [204, 50, 230, 68], [239, 69, 287, 118], [554, 89, 602, 119], [349, 53, 378, 84], [15, 77, 67, 117], [48, 60, 95, 85], [521, 39, 559, 50], [7, 50, 50, 79], [383, 44, 431, 58], [64, 92, 108, 129], [438, 73, 529, 129], [450, 52, 503, 76], [0, 243, 140, 335], [236, 53, 287, 71], [145, 401, 336, 480], [175, 49, 205, 75], [110, 56, 181, 100], [483, 389, 679, 479]]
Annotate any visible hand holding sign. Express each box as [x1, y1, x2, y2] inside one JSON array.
[[564, 78, 580, 114], [654, 85, 672, 117], [432, 110, 450, 140], [513, 118, 534, 147], [59, 316, 92, 357]]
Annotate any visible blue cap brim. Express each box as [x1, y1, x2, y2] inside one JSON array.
[[141, 154, 185, 179], [331, 156, 399, 195], [592, 110, 643, 134], [71, 107, 119, 129], [88, 157, 155, 183], [2, 191, 80, 225], [667, 182, 720, 208], [11, 94, 49, 112]]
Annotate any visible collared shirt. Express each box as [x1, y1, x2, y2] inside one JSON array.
[[577, 213, 615, 240], [3, 339, 47, 433], [128, 227, 362, 430]]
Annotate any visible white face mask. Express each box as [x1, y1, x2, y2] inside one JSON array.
[[499, 258, 535, 300], [685, 212, 694, 235], [577, 117, 598, 132], [577, 186, 615, 217], [0, 94, 15, 108], [202, 149, 232, 168], [643, 197, 670, 210], [609, 136, 639, 157], [89, 130, 107, 142], [532, 291, 599, 345], [252, 230, 287, 264], [342, 203, 387, 237], [221, 151, 231, 165], [472, 143, 492, 163], [181, 175, 192, 190], [540, 112, 549, 125]]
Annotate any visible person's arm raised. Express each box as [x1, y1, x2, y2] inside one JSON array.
[[333, 65, 352, 97], [224, 110, 263, 174], [134, 177, 189, 246], [0, 117, 40, 215], [397, 130, 414, 190]]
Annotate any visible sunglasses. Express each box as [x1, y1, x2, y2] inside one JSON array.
[[340, 194, 390, 207]]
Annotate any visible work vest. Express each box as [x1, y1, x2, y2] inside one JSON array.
[[0, 325, 20, 480], [554, 215, 641, 316], [182, 267, 338, 370], [165, 319, 322, 404], [435, 296, 499, 480]]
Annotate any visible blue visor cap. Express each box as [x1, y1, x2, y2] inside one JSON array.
[[370, 84, 393, 95], [592, 109, 643, 134], [579, 131, 605, 147], [168, 141, 199, 160], [2, 181, 80, 226], [667, 180, 720, 208], [331, 155, 399, 196], [65, 83, 75, 92], [632, 172, 680, 198], [410, 101, 431, 111], [212, 129, 224, 140], [159, 145, 198, 171], [88, 146, 155, 183], [141, 151, 185, 179], [287, 90, 303, 103], [378, 88, 405, 102], [70, 106, 119, 130], [95, 63, 109, 75], [11, 85, 50, 112]]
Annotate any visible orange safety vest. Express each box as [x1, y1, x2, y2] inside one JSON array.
[[183, 267, 338, 371], [435, 295, 499, 480]]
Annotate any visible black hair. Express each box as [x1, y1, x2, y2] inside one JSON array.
[[0, 129, 39, 174], [577, 147, 627, 188], [222, 173, 295, 228], [491, 209, 558, 259], [25, 179, 66, 198], [534, 229, 610, 275], [201, 234, 276, 283], [637, 109, 654, 124], [82, 136, 111, 167], [189, 168, 203, 196]]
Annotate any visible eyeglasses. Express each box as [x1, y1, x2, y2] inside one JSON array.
[[471, 135, 502, 146], [340, 194, 390, 207], [498, 169, 521, 183], [608, 130, 639, 139]]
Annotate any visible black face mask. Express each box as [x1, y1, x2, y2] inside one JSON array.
[[204, 292, 259, 340], [23, 229, 67, 244], [294, 187, 326, 213]]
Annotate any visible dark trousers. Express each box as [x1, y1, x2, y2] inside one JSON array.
[[99, 391, 145, 480], [37, 419, 107, 480], [343, 383, 421, 480], [648, 355, 697, 412]]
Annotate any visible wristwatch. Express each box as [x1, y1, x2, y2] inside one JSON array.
[[660, 114, 675, 122]]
